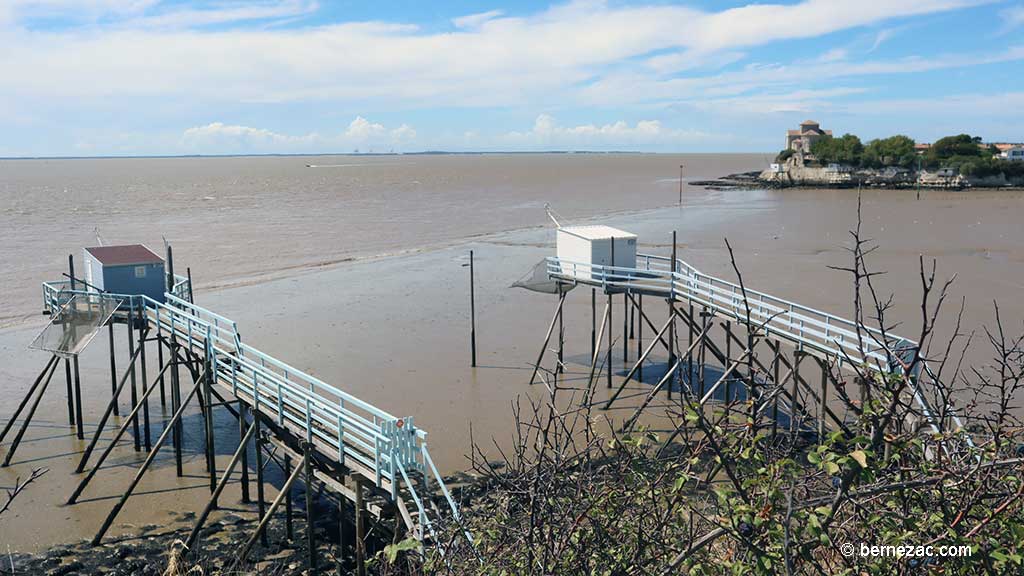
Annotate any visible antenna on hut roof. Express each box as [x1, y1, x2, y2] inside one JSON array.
[[544, 203, 562, 229], [93, 227, 105, 246]]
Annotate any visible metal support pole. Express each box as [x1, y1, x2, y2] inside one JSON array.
[[187, 266, 195, 303], [109, 322, 119, 417], [528, 296, 564, 386], [819, 358, 828, 443], [304, 443, 317, 571], [791, 351, 802, 433], [688, 303, 694, 385]]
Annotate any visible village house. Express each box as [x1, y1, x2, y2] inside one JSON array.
[[785, 120, 832, 154]]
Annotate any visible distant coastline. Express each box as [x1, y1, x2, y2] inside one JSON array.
[[0, 150, 668, 161]]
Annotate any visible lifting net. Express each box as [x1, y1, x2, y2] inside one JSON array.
[[29, 293, 122, 357], [511, 259, 574, 294]]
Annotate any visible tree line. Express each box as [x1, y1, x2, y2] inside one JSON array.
[[778, 133, 1024, 178]]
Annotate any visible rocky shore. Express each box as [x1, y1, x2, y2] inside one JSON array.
[[2, 509, 347, 576], [695, 168, 1024, 190]]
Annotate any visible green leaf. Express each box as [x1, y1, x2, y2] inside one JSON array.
[[384, 538, 419, 563]]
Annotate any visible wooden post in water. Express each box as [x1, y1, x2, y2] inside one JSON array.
[[469, 250, 476, 367], [679, 164, 684, 205], [186, 266, 195, 303]]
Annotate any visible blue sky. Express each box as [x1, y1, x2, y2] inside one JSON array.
[[1, 0, 1022, 156]]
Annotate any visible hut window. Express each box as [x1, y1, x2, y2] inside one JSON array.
[[134, 266, 147, 278]]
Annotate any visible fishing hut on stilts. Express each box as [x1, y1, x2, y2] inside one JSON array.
[[517, 223, 968, 448], [2, 244, 465, 574]]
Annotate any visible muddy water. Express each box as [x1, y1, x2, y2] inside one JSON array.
[[2, 154, 1024, 554]]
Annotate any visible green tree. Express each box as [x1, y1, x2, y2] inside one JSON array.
[[810, 133, 863, 166], [862, 135, 916, 168]]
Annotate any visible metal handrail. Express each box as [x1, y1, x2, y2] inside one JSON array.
[[37, 278, 462, 542]]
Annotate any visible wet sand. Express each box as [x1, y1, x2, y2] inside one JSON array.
[[2, 155, 1023, 554]]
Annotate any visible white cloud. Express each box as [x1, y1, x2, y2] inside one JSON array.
[[452, 9, 503, 29], [1001, 4, 1024, 32], [503, 114, 714, 149], [180, 117, 417, 153], [0, 0, 996, 108]]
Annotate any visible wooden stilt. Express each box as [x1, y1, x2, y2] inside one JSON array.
[[304, 442, 317, 571], [791, 351, 802, 433], [637, 295, 643, 382], [603, 314, 674, 409], [108, 322, 119, 417], [254, 397, 268, 546], [73, 342, 152, 474], [724, 321, 733, 405], [606, 292, 613, 389], [819, 357, 828, 443], [232, 452, 308, 571], [591, 288, 596, 359], [239, 404, 251, 504], [0, 355, 58, 445], [73, 356, 84, 440], [184, 418, 257, 551], [584, 301, 610, 405], [1, 358, 59, 466], [92, 376, 203, 544], [204, 356, 217, 495], [622, 293, 628, 367], [138, 311, 152, 452], [337, 476, 347, 576], [355, 478, 366, 576], [65, 358, 75, 426], [68, 361, 175, 503], [127, 307, 141, 452], [687, 303, 694, 386], [157, 327, 166, 408], [557, 291, 565, 374], [285, 456, 294, 540], [772, 343, 780, 436], [528, 296, 564, 386]]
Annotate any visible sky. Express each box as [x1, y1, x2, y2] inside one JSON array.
[[0, 0, 1022, 156]]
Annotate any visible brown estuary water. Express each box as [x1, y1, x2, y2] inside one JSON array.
[[1, 153, 1023, 552]]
